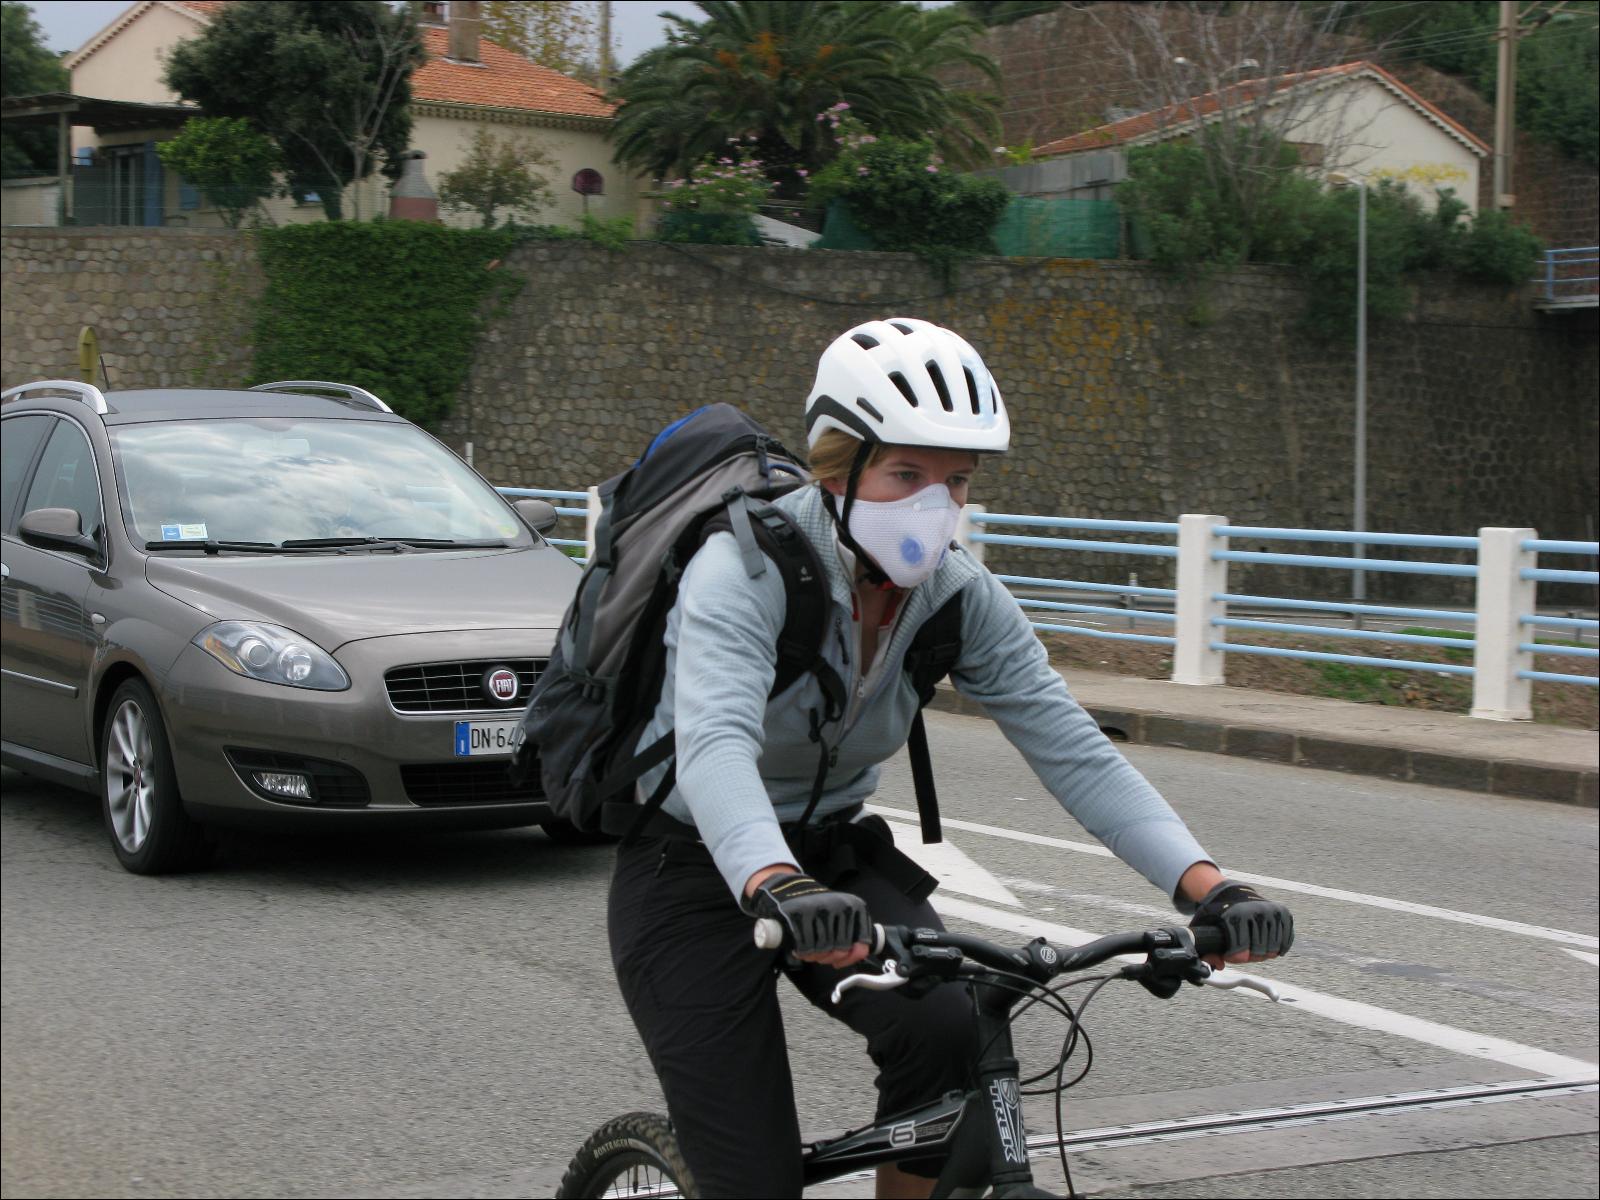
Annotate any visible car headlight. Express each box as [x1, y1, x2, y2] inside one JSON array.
[[193, 622, 350, 691]]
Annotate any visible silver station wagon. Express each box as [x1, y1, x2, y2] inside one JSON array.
[[1, 379, 581, 873]]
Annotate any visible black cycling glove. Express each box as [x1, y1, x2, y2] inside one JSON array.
[[1189, 880, 1294, 959], [743, 872, 872, 956]]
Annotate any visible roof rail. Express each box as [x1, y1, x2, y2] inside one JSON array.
[[248, 380, 394, 414], [1, 379, 110, 415]]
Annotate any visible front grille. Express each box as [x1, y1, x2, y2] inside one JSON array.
[[225, 747, 372, 808], [384, 658, 546, 713], [400, 760, 544, 807]]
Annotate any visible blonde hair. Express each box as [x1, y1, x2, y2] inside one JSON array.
[[806, 430, 886, 485]]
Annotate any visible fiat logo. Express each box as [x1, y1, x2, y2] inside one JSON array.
[[483, 667, 519, 704]]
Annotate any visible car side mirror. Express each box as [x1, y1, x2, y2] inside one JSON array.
[[513, 497, 560, 534], [18, 507, 99, 557]]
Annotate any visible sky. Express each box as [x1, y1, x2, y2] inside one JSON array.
[[24, 1, 707, 64]]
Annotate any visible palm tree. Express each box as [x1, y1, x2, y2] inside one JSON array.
[[609, 1, 1000, 197]]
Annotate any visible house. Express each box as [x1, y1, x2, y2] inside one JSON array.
[[6, 0, 640, 229], [1010, 61, 1489, 211]]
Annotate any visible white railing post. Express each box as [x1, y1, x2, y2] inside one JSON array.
[[584, 485, 601, 561], [957, 503, 986, 565], [1172, 514, 1228, 686], [1471, 527, 1537, 721]]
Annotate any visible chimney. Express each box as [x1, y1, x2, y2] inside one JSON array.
[[389, 151, 440, 223], [414, 1, 446, 26], [448, 0, 481, 64]]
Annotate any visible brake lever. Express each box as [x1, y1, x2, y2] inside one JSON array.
[[1197, 964, 1283, 1002], [831, 960, 909, 1004]]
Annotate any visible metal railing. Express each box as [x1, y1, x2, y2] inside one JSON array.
[[502, 485, 1597, 721], [1533, 246, 1599, 304]]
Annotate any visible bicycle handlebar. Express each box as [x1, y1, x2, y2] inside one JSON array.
[[752, 918, 1281, 1003]]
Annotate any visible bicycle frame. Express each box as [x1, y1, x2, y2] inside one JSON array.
[[799, 971, 1045, 1197]]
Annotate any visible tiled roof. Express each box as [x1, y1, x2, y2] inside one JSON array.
[[412, 26, 614, 119], [1035, 61, 1488, 159], [169, 2, 614, 119]]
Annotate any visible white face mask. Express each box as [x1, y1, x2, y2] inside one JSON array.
[[846, 483, 961, 588]]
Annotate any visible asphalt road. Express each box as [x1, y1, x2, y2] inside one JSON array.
[[3, 711, 1597, 1199]]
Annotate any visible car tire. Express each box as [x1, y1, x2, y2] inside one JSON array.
[[539, 817, 619, 846], [101, 679, 213, 875]]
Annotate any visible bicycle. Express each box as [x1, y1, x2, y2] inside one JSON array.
[[557, 918, 1280, 1198]]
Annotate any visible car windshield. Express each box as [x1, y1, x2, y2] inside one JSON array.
[[110, 417, 528, 548]]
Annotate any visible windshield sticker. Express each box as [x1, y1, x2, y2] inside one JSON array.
[[160, 523, 209, 541]]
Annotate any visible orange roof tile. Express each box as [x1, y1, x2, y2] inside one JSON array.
[[412, 26, 613, 119], [1035, 60, 1487, 159], [169, 3, 613, 120]]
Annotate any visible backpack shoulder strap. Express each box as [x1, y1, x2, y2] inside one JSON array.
[[905, 588, 964, 704], [901, 587, 965, 845], [701, 497, 838, 704]]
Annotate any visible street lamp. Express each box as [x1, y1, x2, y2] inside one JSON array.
[[1331, 172, 1368, 620]]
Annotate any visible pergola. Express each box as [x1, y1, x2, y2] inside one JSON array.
[[1, 92, 198, 223]]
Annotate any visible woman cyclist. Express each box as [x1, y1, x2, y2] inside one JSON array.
[[608, 317, 1295, 1198]]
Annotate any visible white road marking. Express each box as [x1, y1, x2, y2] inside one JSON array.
[[1562, 948, 1600, 967], [931, 895, 1599, 1081], [884, 822, 1020, 907], [867, 803, 1600, 950]]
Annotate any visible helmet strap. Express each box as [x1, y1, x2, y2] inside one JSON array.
[[823, 440, 890, 587]]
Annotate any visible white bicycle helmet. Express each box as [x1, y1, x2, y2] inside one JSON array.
[[804, 317, 1010, 453]]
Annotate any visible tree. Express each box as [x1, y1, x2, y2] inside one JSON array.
[[155, 117, 282, 228], [164, 0, 423, 220], [1350, 2, 1596, 164], [1083, 2, 1379, 248], [609, 1, 1000, 197], [954, 0, 1065, 27], [436, 128, 554, 227], [481, 1, 602, 77], [1, 1, 69, 178]]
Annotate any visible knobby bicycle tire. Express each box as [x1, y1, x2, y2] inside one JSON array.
[[556, 1111, 699, 1199]]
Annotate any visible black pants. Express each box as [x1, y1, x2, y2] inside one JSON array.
[[608, 824, 979, 1198]]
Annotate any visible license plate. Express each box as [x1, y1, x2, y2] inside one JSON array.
[[453, 720, 524, 757]]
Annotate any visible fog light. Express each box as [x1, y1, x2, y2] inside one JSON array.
[[253, 771, 312, 800]]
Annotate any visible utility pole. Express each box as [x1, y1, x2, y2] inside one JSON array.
[[1493, 0, 1518, 210], [1353, 179, 1367, 622], [598, 1, 613, 92]]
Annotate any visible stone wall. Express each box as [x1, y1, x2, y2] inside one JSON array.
[[0, 228, 263, 393], [2, 229, 1594, 605], [447, 241, 1597, 602]]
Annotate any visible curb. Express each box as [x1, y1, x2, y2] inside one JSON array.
[[925, 688, 1599, 810]]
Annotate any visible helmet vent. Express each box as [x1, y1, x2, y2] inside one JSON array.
[[963, 367, 981, 414], [889, 321, 915, 335], [856, 397, 884, 423], [851, 333, 880, 350], [926, 362, 954, 412], [888, 372, 918, 407]]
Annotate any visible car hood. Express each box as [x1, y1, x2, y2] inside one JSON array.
[[144, 544, 578, 651]]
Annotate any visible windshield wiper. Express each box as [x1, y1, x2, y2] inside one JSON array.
[[390, 537, 511, 549], [279, 536, 406, 552], [144, 539, 287, 555]]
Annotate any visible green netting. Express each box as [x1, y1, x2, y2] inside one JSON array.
[[990, 197, 1122, 259], [812, 200, 876, 250], [814, 197, 1123, 258]]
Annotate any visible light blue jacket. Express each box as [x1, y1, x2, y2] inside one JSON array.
[[638, 484, 1212, 903]]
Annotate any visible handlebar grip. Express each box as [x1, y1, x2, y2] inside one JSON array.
[[1189, 924, 1227, 958], [752, 919, 887, 954]]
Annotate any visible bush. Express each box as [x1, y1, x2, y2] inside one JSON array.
[[155, 117, 281, 228], [1121, 139, 1545, 340], [655, 148, 771, 246], [252, 221, 519, 427], [808, 113, 1009, 259]]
